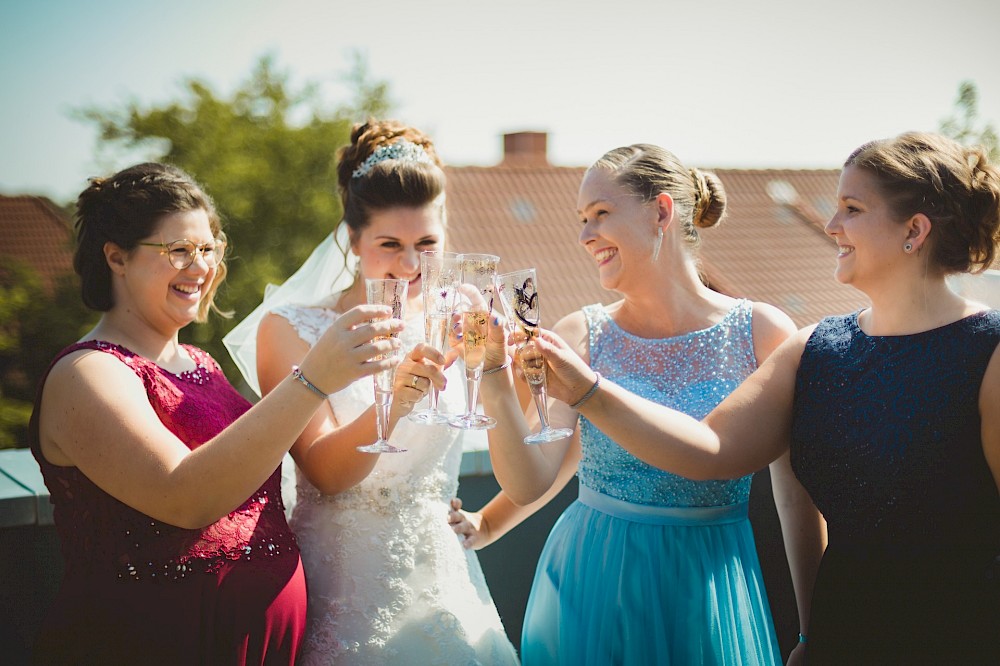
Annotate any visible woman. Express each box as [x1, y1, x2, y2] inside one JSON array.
[[29, 162, 401, 664], [532, 132, 1000, 664], [227, 120, 519, 665], [466, 144, 794, 664]]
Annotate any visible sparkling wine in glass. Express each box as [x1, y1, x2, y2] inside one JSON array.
[[496, 268, 574, 445], [449, 253, 500, 430], [357, 278, 408, 453], [409, 251, 461, 425]]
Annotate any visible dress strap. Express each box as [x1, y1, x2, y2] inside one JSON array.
[[578, 485, 748, 526]]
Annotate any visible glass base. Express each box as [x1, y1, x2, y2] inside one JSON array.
[[407, 409, 452, 425], [524, 426, 575, 445], [356, 441, 407, 453], [448, 414, 497, 430]]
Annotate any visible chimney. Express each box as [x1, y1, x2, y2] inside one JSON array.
[[501, 131, 549, 167]]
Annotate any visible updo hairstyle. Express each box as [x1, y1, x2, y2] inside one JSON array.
[[336, 119, 447, 241], [589, 143, 727, 249], [845, 131, 1000, 274], [74, 162, 227, 322]]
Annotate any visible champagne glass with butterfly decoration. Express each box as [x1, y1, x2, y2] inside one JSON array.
[[496, 268, 575, 445]]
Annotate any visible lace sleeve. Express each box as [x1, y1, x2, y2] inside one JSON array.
[[270, 305, 338, 348]]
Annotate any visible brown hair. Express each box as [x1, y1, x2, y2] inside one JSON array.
[[336, 119, 446, 241], [845, 131, 1000, 274], [74, 162, 227, 321], [589, 143, 726, 249]]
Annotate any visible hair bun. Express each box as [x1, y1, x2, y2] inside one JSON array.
[[690, 168, 727, 229]]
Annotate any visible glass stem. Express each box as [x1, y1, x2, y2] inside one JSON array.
[[465, 367, 483, 418], [375, 387, 392, 442], [427, 385, 440, 413], [533, 387, 552, 431]]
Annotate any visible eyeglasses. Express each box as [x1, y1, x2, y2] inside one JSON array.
[[137, 238, 226, 270]]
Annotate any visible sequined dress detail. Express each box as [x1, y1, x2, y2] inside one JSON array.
[[29, 341, 305, 665], [273, 305, 519, 666], [520, 301, 780, 665], [791, 311, 1000, 664]]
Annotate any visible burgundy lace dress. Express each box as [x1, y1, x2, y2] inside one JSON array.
[[28, 341, 306, 665]]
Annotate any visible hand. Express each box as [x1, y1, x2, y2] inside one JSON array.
[[299, 304, 403, 395], [447, 497, 491, 550], [534, 328, 597, 406], [785, 641, 806, 666], [391, 343, 447, 417], [484, 312, 512, 371]]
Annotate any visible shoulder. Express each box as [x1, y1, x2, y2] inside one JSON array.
[[553, 309, 591, 359], [748, 301, 799, 362], [258, 310, 313, 352]]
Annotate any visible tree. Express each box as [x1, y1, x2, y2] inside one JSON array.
[[77, 54, 392, 389], [0, 258, 97, 448], [940, 80, 999, 162]]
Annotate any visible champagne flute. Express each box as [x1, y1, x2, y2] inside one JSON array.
[[409, 251, 461, 425], [496, 268, 574, 445], [357, 278, 409, 453], [448, 253, 500, 430]]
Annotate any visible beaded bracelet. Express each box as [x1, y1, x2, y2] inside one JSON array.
[[291, 365, 329, 398], [569, 372, 602, 410], [482, 356, 512, 375]]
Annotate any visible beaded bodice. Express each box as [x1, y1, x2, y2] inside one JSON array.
[[791, 311, 1000, 549], [578, 300, 758, 507], [30, 341, 297, 582]]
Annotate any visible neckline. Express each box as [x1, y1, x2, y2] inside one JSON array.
[[848, 308, 993, 340], [599, 299, 746, 343], [80, 340, 206, 379]]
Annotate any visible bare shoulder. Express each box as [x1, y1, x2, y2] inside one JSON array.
[[749, 301, 800, 363], [553, 309, 590, 358], [257, 311, 311, 394]]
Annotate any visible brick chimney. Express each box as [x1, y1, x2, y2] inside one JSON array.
[[501, 131, 549, 167]]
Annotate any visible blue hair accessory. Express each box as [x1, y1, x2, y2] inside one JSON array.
[[352, 139, 433, 179]]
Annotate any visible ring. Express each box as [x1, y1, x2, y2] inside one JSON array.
[[409, 375, 420, 389]]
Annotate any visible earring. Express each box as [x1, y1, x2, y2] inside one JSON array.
[[903, 242, 913, 253], [652, 227, 663, 262]]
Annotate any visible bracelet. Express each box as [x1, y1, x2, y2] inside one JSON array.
[[798, 633, 808, 644], [482, 356, 512, 375], [291, 365, 329, 398], [569, 372, 602, 410]]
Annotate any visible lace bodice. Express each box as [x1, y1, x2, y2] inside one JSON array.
[[30, 341, 297, 581], [578, 301, 758, 507], [271, 304, 517, 665]]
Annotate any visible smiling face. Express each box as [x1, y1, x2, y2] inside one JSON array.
[[117, 208, 218, 336], [825, 165, 911, 292], [576, 168, 658, 292], [351, 204, 445, 305]]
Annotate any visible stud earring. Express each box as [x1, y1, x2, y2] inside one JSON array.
[[652, 227, 664, 262], [903, 242, 913, 253]]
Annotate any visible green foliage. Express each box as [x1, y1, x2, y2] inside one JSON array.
[[940, 81, 999, 162], [76, 54, 393, 390], [0, 258, 97, 448]]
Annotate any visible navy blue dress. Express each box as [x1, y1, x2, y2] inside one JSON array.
[[791, 311, 1000, 664]]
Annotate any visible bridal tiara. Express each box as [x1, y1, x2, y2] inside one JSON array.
[[352, 139, 434, 179]]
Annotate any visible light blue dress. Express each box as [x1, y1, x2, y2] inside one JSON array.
[[521, 301, 780, 666]]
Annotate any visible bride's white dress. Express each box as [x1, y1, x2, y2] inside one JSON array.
[[274, 305, 519, 666]]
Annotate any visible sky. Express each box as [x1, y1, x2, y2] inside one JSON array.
[[2, 0, 998, 204]]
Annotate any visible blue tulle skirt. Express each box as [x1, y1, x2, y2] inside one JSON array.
[[521, 488, 780, 666]]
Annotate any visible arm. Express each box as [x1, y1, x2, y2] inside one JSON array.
[[480, 311, 588, 505], [37, 305, 401, 529], [979, 342, 1000, 496], [771, 450, 826, 664], [536, 322, 816, 480], [257, 311, 446, 496], [449, 433, 582, 549]]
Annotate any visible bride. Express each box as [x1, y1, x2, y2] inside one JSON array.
[[224, 120, 519, 665]]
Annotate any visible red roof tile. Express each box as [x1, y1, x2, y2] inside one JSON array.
[[0, 195, 75, 290]]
